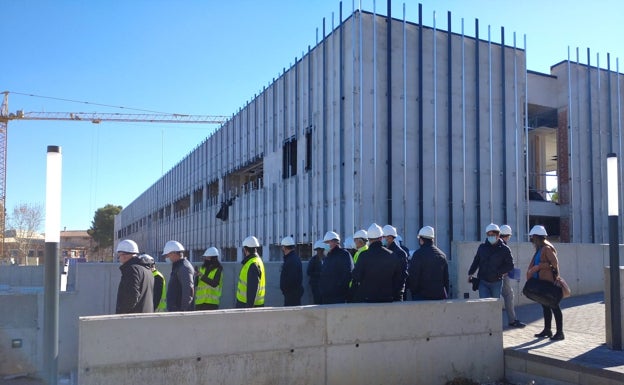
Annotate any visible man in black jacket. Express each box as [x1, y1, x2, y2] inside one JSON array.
[[468, 223, 514, 299], [163, 240, 195, 311], [280, 236, 304, 306], [319, 231, 353, 304], [408, 226, 449, 300], [115, 239, 154, 314], [352, 223, 403, 302], [382, 224, 409, 301]]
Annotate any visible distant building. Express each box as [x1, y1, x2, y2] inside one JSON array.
[[4, 229, 44, 265], [114, 7, 624, 263], [61, 230, 92, 262]]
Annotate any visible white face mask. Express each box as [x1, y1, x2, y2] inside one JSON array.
[[487, 236, 498, 245], [165, 256, 172, 264]]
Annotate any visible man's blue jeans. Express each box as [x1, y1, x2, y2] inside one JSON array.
[[479, 279, 502, 299]]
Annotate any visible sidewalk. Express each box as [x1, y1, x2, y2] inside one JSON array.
[[503, 292, 624, 383]]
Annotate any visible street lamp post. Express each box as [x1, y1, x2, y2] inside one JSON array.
[[43, 146, 62, 384], [607, 153, 622, 350]]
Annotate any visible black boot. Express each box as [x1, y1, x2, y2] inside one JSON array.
[[534, 330, 553, 338], [550, 331, 565, 341]]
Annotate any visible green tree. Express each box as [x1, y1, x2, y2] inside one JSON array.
[[88, 204, 122, 262]]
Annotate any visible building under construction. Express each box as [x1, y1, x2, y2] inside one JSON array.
[[114, 6, 624, 264]]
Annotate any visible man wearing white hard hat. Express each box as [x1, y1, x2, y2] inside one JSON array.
[[382, 224, 409, 301], [139, 254, 166, 312], [237, 236, 266, 308], [352, 229, 369, 265], [352, 223, 403, 302], [280, 236, 304, 306], [115, 239, 154, 314], [319, 231, 353, 304], [195, 247, 223, 310], [163, 240, 195, 311], [499, 225, 526, 328], [307, 240, 328, 304], [407, 226, 449, 300], [468, 224, 514, 299]]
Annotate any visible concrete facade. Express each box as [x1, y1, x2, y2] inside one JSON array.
[[113, 6, 624, 266], [77, 299, 503, 385], [114, 8, 530, 262]]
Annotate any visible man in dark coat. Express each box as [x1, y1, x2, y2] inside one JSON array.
[[382, 224, 409, 301], [163, 240, 195, 311], [352, 223, 403, 303], [280, 236, 304, 306], [319, 231, 353, 304], [115, 239, 154, 314], [307, 240, 327, 304], [408, 226, 449, 300], [468, 223, 514, 299]]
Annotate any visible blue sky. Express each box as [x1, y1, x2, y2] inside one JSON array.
[[1, 0, 623, 231]]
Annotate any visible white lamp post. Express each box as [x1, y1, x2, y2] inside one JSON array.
[[607, 153, 622, 350]]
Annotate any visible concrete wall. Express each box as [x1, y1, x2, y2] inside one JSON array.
[[78, 299, 503, 385]]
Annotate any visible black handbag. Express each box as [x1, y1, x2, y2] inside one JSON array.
[[470, 276, 480, 291], [522, 277, 562, 307]]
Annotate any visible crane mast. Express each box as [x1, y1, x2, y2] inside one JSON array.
[[0, 91, 227, 262]]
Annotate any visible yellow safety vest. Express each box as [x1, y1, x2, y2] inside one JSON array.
[[353, 244, 368, 265], [195, 266, 223, 306], [236, 254, 265, 306], [153, 270, 167, 312]]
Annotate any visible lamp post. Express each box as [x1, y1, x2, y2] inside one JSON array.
[[43, 146, 62, 384], [607, 153, 622, 350]]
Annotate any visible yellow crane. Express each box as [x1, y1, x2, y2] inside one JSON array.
[[0, 91, 228, 259]]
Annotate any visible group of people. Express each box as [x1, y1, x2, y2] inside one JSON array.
[[114, 222, 451, 314], [468, 223, 564, 341], [307, 223, 449, 305], [115, 221, 563, 342]]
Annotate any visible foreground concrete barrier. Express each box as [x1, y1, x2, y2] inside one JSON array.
[[78, 299, 503, 385]]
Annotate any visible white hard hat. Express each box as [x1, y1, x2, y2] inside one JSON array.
[[138, 254, 154, 265], [116, 239, 139, 254], [343, 237, 356, 249], [243, 236, 261, 248], [202, 247, 220, 257], [313, 240, 329, 251], [281, 236, 295, 246], [367, 223, 384, 239], [485, 223, 500, 233], [417, 226, 435, 239], [323, 231, 340, 242], [529, 225, 548, 237], [499, 225, 512, 236], [382, 224, 398, 237], [162, 240, 185, 255], [353, 229, 368, 240]]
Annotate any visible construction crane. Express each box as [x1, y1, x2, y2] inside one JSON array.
[[0, 91, 228, 260]]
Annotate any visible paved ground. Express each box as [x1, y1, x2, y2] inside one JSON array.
[[503, 292, 624, 379], [3, 293, 622, 385]]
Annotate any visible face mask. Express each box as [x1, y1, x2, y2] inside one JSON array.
[[381, 239, 388, 247], [165, 257, 172, 264], [487, 236, 498, 245]]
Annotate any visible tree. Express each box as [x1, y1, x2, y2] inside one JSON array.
[[7, 203, 44, 265], [88, 204, 122, 262]]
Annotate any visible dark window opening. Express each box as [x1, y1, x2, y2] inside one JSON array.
[[305, 129, 312, 171], [282, 137, 297, 179]]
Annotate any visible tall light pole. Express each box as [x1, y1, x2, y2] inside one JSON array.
[[43, 145, 62, 384], [607, 152, 622, 350]]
